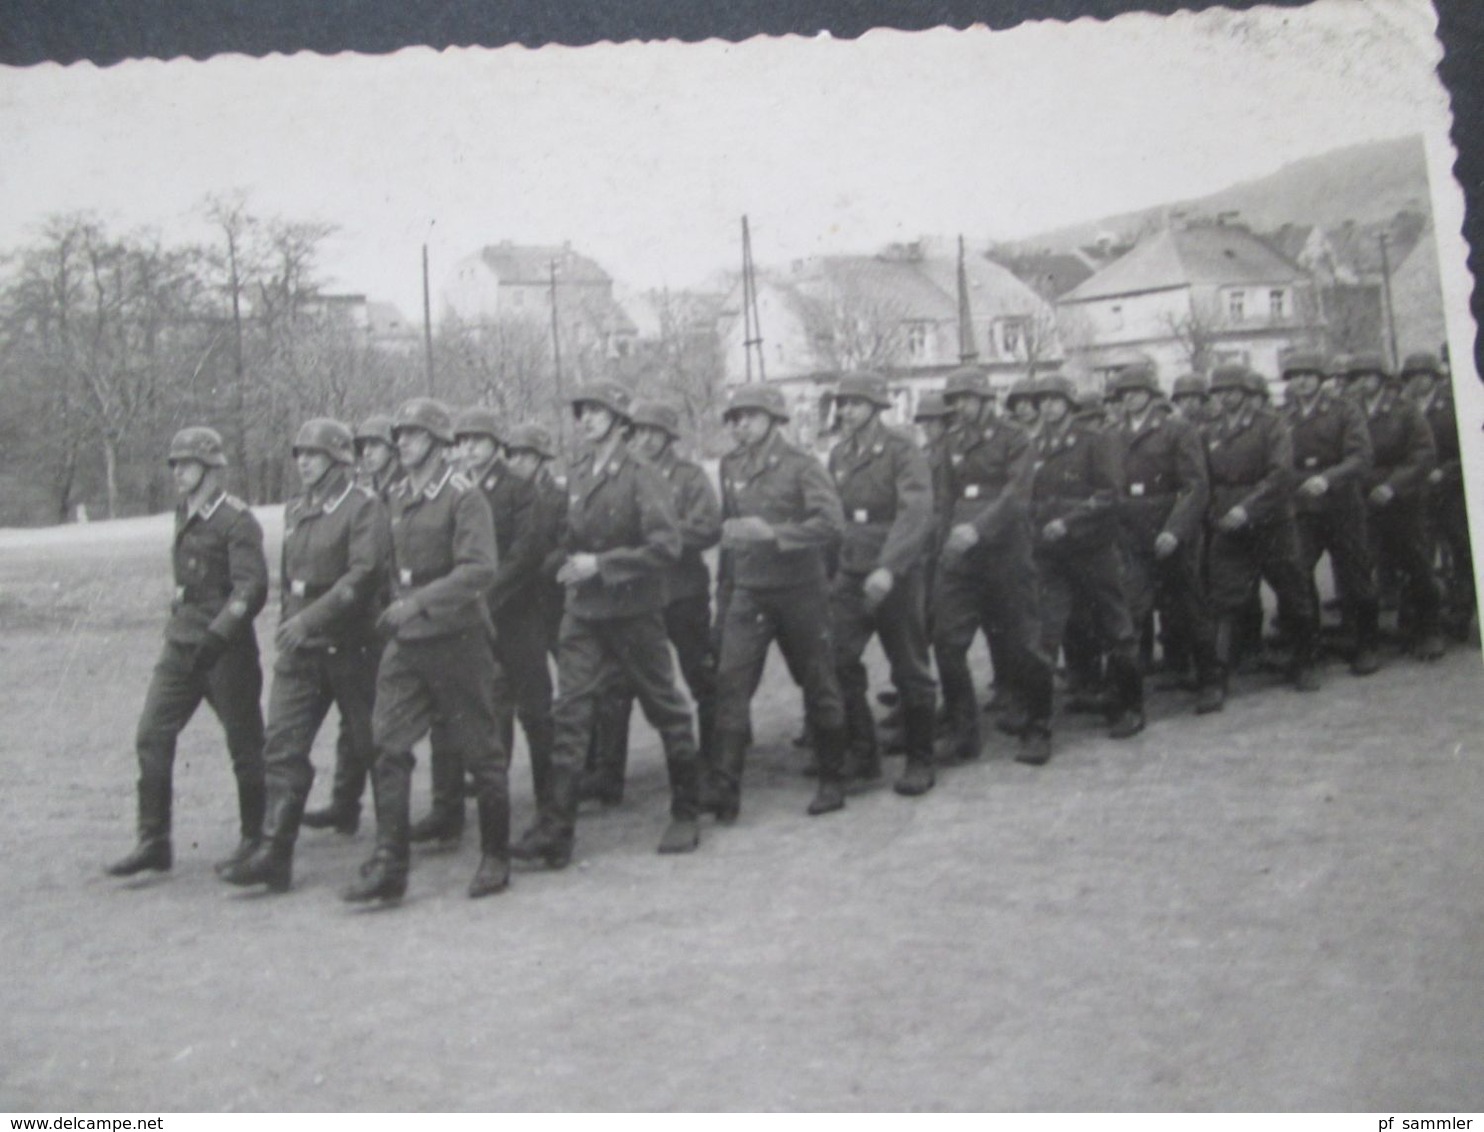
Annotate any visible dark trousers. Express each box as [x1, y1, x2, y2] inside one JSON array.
[[589, 592, 716, 793], [1370, 498, 1442, 639], [1430, 485, 1475, 630], [1122, 535, 1219, 682], [495, 604, 557, 802], [262, 643, 378, 839], [831, 566, 935, 754], [715, 582, 845, 741], [135, 637, 265, 839], [1208, 515, 1317, 665], [933, 538, 1053, 734], [550, 610, 699, 830], [1296, 490, 1379, 645], [1038, 541, 1143, 716], [371, 628, 509, 859]]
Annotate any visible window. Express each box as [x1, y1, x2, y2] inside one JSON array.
[[1269, 289, 1287, 320], [1228, 290, 1246, 322], [905, 321, 929, 361], [1000, 319, 1025, 358], [1109, 305, 1124, 330]]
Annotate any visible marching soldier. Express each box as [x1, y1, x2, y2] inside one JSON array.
[[1005, 377, 1041, 434], [914, 390, 955, 638], [513, 382, 703, 866], [827, 373, 938, 797], [1170, 374, 1215, 429], [1202, 363, 1320, 691], [1350, 354, 1446, 660], [709, 384, 849, 820], [1108, 361, 1222, 713], [303, 413, 404, 834], [583, 398, 721, 808], [343, 398, 510, 903], [1029, 374, 1145, 739], [1404, 351, 1474, 640], [220, 419, 389, 892], [106, 427, 268, 879], [504, 424, 571, 660], [932, 367, 1054, 766], [1279, 349, 1380, 676]]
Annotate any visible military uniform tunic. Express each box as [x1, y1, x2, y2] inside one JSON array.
[[826, 416, 936, 760], [1419, 386, 1474, 631], [714, 428, 847, 743], [134, 489, 268, 844], [1284, 389, 1378, 638], [262, 469, 390, 820], [545, 442, 699, 836], [1363, 387, 1442, 640], [932, 412, 1054, 742]]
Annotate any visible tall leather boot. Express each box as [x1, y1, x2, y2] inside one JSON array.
[[657, 747, 701, 854], [510, 763, 575, 869], [841, 684, 882, 790], [410, 743, 465, 848], [806, 727, 848, 816], [106, 776, 173, 876], [215, 774, 265, 875], [1193, 631, 1227, 715], [894, 703, 937, 797], [1289, 621, 1322, 692], [1350, 598, 1382, 676], [935, 689, 982, 766], [303, 727, 365, 833], [581, 692, 630, 806], [524, 713, 555, 818], [700, 730, 748, 824], [468, 779, 511, 898], [343, 757, 410, 903], [1106, 653, 1146, 739], [221, 786, 304, 893]]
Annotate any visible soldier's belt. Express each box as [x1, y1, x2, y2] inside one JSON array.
[[173, 583, 230, 606], [958, 483, 1004, 501], [846, 507, 895, 524], [287, 580, 334, 601], [394, 565, 451, 589]]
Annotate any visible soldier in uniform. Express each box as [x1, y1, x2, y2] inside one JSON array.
[[504, 425, 571, 660], [932, 367, 1054, 766], [1170, 374, 1215, 428], [302, 413, 404, 834], [1029, 374, 1145, 740], [1404, 351, 1474, 640], [343, 398, 509, 903], [1202, 363, 1320, 691], [220, 419, 389, 892], [1279, 349, 1380, 676], [512, 382, 703, 866], [709, 384, 849, 820], [582, 398, 721, 807], [106, 427, 268, 879], [1350, 354, 1446, 660], [1108, 362, 1222, 713], [1006, 377, 1042, 433], [827, 373, 938, 797]]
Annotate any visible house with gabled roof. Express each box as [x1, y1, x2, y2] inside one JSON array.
[[441, 240, 638, 359], [1055, 222, 1322, 384]]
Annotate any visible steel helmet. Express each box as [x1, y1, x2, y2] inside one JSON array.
[[1171, 374, 1209, 400], [1244, 370, 1272, 398], [355, 414, 396, 447], [292, 418, 356, 465], [942, 366, 992, 399], [1344, 351, 1392, 381], [913, 391, 950, 421], [1208, 363, 1250, 395], [1033, 373, 1078, 404], [1280, 349, 1328, 381], [629, 398, 683, 439], [1400, 351, 1444, 379], [1004, 377, 1039, 410], [168, 426, 228, 467], [723, 384, 790, 422], [1109, 360, 1160, 398], [835, 371, 893, 409], [392, 398, 455, 445], [504, 423, 556, 461], [453, 405, 505, 444], [570, 381, 634, 421]]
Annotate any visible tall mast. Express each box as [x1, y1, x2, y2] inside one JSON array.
[[957, 234, 979, 364], [742, 215, 766, 383]]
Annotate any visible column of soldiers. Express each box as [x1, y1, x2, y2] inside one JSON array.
[[105, 347, 1473, 905]]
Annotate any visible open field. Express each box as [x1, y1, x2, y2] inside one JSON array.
[[1, 511, 1482, 1111]]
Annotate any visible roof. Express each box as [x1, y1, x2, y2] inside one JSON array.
[[1060, 225, 1308, 303], [366, 301, 414, 337], [987, 250, 1097, 299], [478, 241, 612, 286]]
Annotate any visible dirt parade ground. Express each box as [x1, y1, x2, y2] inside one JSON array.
[[0, 508, 1481, 1112]]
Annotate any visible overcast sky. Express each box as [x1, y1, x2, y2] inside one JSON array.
[[0, 0, 1455, 319]]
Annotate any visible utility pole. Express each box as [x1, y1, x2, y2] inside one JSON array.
[[957, 234, 979, 365], [549, 257, 566, 445], [741, 215, 766, 383], [1377, 232, 1400, 371], [422, 243, 435, 396]]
